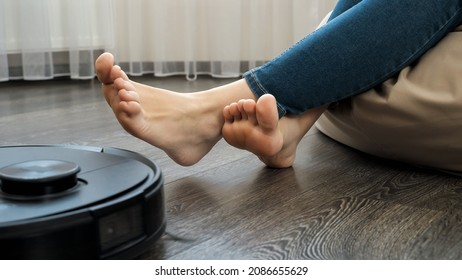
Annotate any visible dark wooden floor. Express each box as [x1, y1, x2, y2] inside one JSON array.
[[1, 76, 462, 260]]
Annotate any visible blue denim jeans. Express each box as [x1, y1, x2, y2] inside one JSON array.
[[243, 0, 462, 117]]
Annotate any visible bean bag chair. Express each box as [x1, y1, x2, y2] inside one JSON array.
[[316, 24, 462, 173]]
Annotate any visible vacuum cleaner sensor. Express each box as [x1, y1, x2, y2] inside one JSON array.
[[0, 145, 165, 259]]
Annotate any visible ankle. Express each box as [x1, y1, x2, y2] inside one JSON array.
[[177, 93, 223, 144]]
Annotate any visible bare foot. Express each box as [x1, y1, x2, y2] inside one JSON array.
[[222, 94, 283, 162], [95, 52, 255, 166], [222, 94, 326, 168]]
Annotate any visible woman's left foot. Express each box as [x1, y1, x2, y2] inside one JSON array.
[[222, 94, 326, 168]]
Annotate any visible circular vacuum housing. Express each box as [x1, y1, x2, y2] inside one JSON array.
[[0, 145, 165, 259]]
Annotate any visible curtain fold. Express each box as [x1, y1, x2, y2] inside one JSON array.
[[0, 0, 336, 81], [0, 0, 8, 81], [0, 0, 114, 81], [19, 0, 53, 80]]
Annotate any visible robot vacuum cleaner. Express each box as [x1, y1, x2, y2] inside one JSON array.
[[0, 145, 165, 259]]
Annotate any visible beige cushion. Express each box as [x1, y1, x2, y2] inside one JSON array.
[[316, 25, 462, 173]]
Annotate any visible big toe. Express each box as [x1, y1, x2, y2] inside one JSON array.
[[95, 52, 115, 84], [256, 94, 278, 130]]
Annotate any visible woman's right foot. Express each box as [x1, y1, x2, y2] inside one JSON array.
[[95, 53, 221, 166]]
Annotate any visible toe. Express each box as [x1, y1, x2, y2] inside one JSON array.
[[119, 90, 140, 102], [237, 100, 249, 120], [223, 105, 234, 122], [242, 99, 257, 124], [228, 103, 242, 121], [119, 100, 142, 116], [256, 94, 278, 130], [114, 77, 136, 91], [110, 65, 129, 82], [95, 52, 114, 84]]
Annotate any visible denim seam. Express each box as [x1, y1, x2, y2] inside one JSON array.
[[245, 70, 287, 117]]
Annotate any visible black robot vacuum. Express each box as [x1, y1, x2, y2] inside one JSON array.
[[0, 145, 165, 259]]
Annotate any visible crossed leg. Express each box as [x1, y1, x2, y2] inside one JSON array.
[[95, 52, 325, 167]]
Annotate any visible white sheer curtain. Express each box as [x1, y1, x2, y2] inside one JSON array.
[[0, 0, 8, 81], [114, 0, 336, 80], [0, 0, 114, 81], [0, 0, 336, 81]]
